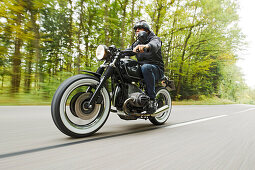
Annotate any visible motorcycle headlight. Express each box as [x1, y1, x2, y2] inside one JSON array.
[[96, 45, 108, 60]]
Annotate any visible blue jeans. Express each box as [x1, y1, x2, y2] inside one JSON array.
[[141, 64, 164, 100]]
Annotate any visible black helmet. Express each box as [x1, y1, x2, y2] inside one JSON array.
[[133, 20, 151, 32]]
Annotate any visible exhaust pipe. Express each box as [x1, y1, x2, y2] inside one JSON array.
[[132, 105, 169, 117], [149, 105, 169, 117], [122, 98, 170, 117]]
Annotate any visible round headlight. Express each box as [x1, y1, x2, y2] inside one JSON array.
[[96, 45, 107, 60]]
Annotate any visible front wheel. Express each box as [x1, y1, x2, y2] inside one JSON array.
[[149, 87, 172, 125], [51, 74, 111, 138]]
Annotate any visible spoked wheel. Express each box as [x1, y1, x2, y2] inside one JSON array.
[[51, 74, 110, 138], [149, 87, 172, 125]]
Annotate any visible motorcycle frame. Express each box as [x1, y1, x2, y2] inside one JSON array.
[[84, 49, 142, 109]]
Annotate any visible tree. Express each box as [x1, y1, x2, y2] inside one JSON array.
[[3, 0, 26, 94], [0, 0, 247, 103]]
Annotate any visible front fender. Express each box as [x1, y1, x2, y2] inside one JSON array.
[[80, 70, 101, 79]]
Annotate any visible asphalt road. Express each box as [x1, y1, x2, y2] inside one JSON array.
[[0, 104, 255, 170]]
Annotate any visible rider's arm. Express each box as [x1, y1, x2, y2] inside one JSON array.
[[125, 41, 139, 56], [147, 36, 162, 53]]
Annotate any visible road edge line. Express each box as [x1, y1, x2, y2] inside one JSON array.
[[165, 115, 228, 129]]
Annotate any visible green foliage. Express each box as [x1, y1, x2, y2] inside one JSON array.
[[0, 0, 254, 105], [39, 71, 73, 98], [173, 96, 236, 105]]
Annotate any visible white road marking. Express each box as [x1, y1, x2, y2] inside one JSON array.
[[165, 107, 255, 129], [165, 115, 228, 129], [233, 108, 255, 114]]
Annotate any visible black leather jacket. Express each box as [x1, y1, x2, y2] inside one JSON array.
[[127, 31, 164, 72]]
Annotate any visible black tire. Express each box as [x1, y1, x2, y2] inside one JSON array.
[[51, 74, 111, 138], [149, 87, 172, 125]]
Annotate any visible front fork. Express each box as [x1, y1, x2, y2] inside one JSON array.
[[85, 65, 114, 109]]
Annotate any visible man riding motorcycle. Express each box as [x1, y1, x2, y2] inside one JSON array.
[[126, 20, 164, 114], [51, 20, 172, 138]]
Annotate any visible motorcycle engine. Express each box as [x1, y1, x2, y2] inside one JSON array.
[[113, 83, 150, 115], [123, 92, 150, 115], [128, 92, 150, 107]]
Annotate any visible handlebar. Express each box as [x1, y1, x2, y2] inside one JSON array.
[[120, 50, 134, 53], [120, 47, 148, 54]]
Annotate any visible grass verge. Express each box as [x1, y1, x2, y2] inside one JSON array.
[[173, 98, 235, 105], [0, 94, 51, 106]]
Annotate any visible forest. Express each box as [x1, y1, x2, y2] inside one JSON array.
[[1, 0, 254, 104]]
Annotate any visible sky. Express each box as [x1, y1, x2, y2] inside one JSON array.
[[236, 0, 255, 88]]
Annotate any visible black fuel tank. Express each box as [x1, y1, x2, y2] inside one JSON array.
[[119, 59, 143, 82]]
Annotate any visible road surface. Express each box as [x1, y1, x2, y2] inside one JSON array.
[[0, 104, 255, 170]]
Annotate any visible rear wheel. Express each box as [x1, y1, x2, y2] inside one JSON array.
[[149, 87, 172, 125], [51, 74, 110, 138]]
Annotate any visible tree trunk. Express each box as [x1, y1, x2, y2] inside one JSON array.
[[11, 13, 22, 94], [27, 1, 42, 88], [104, 0, 110, 46], [11, 39, 22, 94], [165, 11, 177, 75], [176, 5, 197, 99], [24, 48, 33, 93], [120, 0, 129, 49], [130, 0, 136, 44], [77, 0, 84, 73], [84, 9, 92, 67], [155, 1, 163, 36], [176, 26, 194, 99], [166, 0, 179, 77], [85, 33, 89, 67], [1, 75, 4, 88], [67, 0, 73, 72]]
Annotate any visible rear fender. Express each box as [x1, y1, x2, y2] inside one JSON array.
[[161, 76, 175, 91]]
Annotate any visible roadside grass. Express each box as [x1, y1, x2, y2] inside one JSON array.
[[173, 97, 235, 105], [0, 94, 52, 106]]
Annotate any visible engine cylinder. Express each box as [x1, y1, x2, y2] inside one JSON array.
[[131, 92, 150, 107], [123, 92, 150, 114]]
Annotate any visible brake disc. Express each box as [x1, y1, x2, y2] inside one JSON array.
[[70, 92, 84, 117], [74, 92, 101, 120]]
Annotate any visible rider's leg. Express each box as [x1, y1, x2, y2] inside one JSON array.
[[141, 64, 161, 99], [141, 64, 162, 114]]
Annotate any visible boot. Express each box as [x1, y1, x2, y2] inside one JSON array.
[[146, 99, 158, 114]]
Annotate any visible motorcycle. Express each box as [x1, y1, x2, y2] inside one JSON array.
[[51, 43, 175, 138]]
